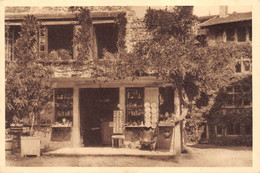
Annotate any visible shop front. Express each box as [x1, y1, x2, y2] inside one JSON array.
[[50, 77, 183, 154]]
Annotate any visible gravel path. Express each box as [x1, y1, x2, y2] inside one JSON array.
[[5, 144, 252, 167]]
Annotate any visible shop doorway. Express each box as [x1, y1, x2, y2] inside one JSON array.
[[80, 88, 119, 147]]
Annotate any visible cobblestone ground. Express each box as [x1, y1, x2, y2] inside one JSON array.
[[5, 144, 252, 167]]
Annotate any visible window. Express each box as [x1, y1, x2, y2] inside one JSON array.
[[48, 25, 73, 56], [235, 58, 252, 74], [224, 84, 252, 107], [55, 88, 73, 124], [94, 23, 118, 59], [215, 28, 223, 42], [237, 27, 246, 42], [216, 125, 223, 135], [5, 25, 21, 60], [235, 61, 242, 73], [227, 122, 240, 135], [226, 28, 235, 41], [125, 88, 144, 125], [159, 87, 175, 116]]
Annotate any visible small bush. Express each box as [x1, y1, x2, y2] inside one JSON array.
[[209, 135, 252, 146]]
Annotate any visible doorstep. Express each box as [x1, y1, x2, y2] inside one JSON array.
[[43, 147, 174, 158]]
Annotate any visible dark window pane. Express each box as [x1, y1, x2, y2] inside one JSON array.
[[243, 60, 251, 72], [226, 94, 233, 106], [235, 62, 241, 73], [226, 86, 233, 92], [234, 85, 242, 92], [237, 27, 246, 42], [226, 28, 235, 41], [234, 94, 242, 106], [243, 94, 252, 106], [227, 123, 233, 135], [243, 85, 251, 92], [217, 125, 222, 135], [227, 123, 240, 135], [215, 29, 223, 42]]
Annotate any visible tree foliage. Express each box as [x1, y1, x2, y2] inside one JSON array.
[[5, 15, 53, 126], [97, 7, 252, 142]]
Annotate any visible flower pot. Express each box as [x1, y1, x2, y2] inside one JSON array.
[[21, 136, 40, 157]]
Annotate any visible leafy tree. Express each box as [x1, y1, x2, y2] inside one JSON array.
[[95, 7, 252, 142], [5, 15, 53, 131]]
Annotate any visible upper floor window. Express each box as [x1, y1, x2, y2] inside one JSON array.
[[48, 25, 74, 57], [224, 84, 252, 107], [94, 23, 118, 59], [226, 28, 235, 41], [237, 26, 246, 42], [215, 28, 223, 42], [5, 25, 21, 60], [235, 58, 252, 74]]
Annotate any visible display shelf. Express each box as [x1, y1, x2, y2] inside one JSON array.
[[55, 88, 73, 122], [125, 88, 144, 123]]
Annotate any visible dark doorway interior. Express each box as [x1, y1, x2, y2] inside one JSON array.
[[80, 88, 119, 147]]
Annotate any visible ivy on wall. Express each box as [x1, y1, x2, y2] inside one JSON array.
[[116, 12, 127, 52]]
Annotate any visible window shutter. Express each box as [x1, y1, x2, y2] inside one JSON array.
[[39, 26, 48, 54], [5, 27, 15, 60]]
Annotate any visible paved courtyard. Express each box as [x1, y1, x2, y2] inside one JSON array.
[[5, 144, 252, 167]]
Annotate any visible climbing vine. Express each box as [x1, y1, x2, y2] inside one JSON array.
[[73, 7, 93, 62], [115, 12, 127, 52]]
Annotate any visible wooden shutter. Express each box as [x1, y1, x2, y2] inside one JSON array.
[[39, 26, 48, 54], [5, 27, 15, 60]]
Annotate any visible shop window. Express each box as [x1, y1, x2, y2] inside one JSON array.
[[5, 25, 21, 60], [94, 23, 118, 59], [55, 88, 73, 125], [226, 28, 235, 41], [48, 25, 73, 56], [125, 88, 144, 125], [237, 27, 246, 42]]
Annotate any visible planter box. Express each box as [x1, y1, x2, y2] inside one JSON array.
[[21, 136, 40, 157]]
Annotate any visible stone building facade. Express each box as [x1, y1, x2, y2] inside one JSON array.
[[5, 6, 184, 154], [198, 7, 252, 141]]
